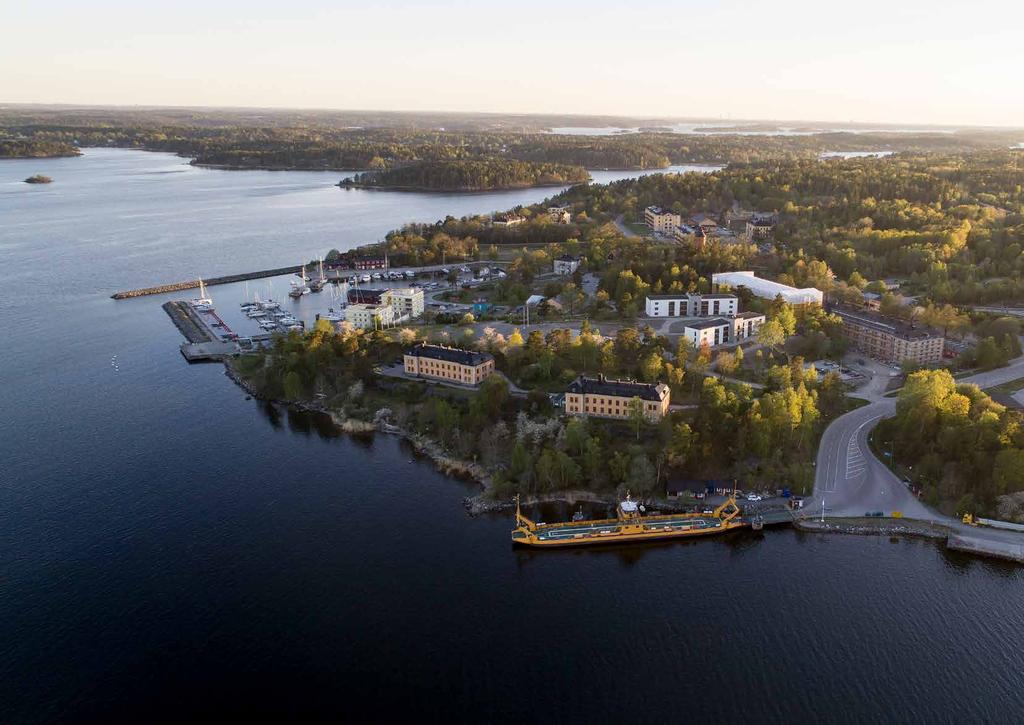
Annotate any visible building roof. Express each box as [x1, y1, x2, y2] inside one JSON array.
[[645, 205, 679, 217], [348, 288, 389, 304], [685, 317, 732, 331], [711, 271, 823, 305], [830, 304, 942, 341], [566, 374, 668, 402], [406, 343, 494, 366], [701, 293, 738, 300], [734, 311, 766, 320], [390, 287, 422, 298], [556, 254, 581, 262], [646, 294, 690, 301]]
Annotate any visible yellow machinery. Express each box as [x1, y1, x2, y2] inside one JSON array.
[[511, 491, 746, 547]]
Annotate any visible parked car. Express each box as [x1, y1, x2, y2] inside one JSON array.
[[746, 494, 762, 502]]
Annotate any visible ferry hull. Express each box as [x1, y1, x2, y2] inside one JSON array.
[[513, 521, 748, 548]]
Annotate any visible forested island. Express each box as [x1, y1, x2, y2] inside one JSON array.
[[0, 138, 80, 159], [2, 107, 1021, 181], [339, 159, 590, 191], [23, 174, 52, 184]]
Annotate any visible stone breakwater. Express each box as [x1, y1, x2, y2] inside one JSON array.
[[112, 265, 302, 299], [794, 517, 948, 539]]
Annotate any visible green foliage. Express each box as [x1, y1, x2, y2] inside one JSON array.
[[877, 369, 1024, 515], [343, 158, 590, 191]]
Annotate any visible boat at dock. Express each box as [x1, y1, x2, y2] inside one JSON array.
[[511, 492, 746, 547], [190, 278, 213, 310], [289, 266, 311, 298]]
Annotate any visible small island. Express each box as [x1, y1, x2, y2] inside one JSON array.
[[339, 158, 591, 192], [24, 174, 53, 184]]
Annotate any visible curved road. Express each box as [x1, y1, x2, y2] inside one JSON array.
[[810, 356, 1024, 528]]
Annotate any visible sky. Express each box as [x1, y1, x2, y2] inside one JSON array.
[[3, 0, 1023, 127]]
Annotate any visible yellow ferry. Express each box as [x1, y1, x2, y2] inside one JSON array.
[[511, 491, 747, 547]]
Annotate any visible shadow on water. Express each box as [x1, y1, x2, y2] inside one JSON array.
[[260, 400, 283, 429], [512, 528, 762, 568], [939, 546, 1023, 577]]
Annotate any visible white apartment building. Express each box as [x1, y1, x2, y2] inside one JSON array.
[[389, 287, 424, 321], [553, 255, 582, 276], [731, 312, 765, 340], [683, 318, 732, 348], [644, 206, 681, 234], [644, 293, 739, 318], [345, 302, 395, 329]]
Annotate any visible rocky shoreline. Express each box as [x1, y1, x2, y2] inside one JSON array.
[[223, 361, 498, 502], [794, 517, 950, 539]]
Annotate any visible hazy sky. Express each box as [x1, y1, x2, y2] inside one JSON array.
[[3, 0, 1023, 127]]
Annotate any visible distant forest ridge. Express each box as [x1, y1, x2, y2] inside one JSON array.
[[2, 107, 1022, 191]]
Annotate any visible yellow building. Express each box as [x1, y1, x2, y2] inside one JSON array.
[[644, 205, 681, 234], [831, 304, 944, 364], [564, 374, 670, 421], [403, 344, 495, 386]]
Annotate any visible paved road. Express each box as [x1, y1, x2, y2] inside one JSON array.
[[809, 355, 1024, 542]]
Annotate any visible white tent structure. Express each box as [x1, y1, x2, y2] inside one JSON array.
[[711, 271, 823, 305]]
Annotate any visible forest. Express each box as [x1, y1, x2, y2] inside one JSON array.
[[548, 151, 1024, 305], [874, 370, 1024, 520], [340, 159, 590, 191], [3, 106, 1021, 178], [0, 137, 80, 158]]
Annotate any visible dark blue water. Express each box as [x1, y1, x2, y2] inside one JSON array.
[[1, 150, 1022, 724]]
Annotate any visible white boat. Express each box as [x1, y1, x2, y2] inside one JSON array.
[[289, 266, 311, 298], [191, 278, 213, 309], [371, 272, 383, 280], [322, 309, 344, 322], [360, 274, 371, 283], [404, 270, 416, 279]]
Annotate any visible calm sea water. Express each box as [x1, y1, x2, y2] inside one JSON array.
[[1, 149, 1022, 723]]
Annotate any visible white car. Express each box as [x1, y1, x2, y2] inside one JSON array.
[[746, 494, 762, 502]]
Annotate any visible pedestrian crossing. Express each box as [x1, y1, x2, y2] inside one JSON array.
[[846, 436, 866, 479]]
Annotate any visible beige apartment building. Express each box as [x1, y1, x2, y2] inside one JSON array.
[[403, 344, 495, 386], [831, 304, 944, 364], [644, 205, 682, 234], [564, 374, 670, 422]]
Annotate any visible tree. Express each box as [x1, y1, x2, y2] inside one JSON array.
[[564, 417, 589, 456], [508, 327, 524, 347], [628, 396, 646, 441], [757, 318, 786, 353], [626, 453, 658, 496], [676, 335, 695, 365], [640, 351, 664, 383], [559, 282, 584, 316], [479, 374, 510, 416], [398, 327, 418, 345], [716, 350, 739, 376], [666, 422, 694, 468], [460, 312, 475, 325]]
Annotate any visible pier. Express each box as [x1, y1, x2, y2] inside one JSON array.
[[163, 300, 243, 362], [113, 265, 302, 299], [947, 534, 1024, 564]]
